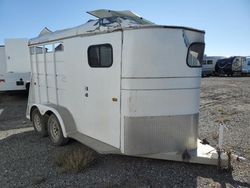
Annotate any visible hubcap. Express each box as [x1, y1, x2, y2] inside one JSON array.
[[50, 117, 60, 141], [33, 114, 42, 132]]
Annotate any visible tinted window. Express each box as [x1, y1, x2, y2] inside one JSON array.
[[88, 44, 113, 67], [207, 60, 213, 65], [187, 43, 205, 67]]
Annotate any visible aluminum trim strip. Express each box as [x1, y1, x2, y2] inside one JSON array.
[[121, 87, 200, 91], [124, 114, 199, 155]]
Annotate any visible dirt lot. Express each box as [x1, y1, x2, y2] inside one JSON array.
[[0, 77, 250, 187]]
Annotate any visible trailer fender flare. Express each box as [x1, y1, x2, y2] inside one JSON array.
[[30, 104, 68, 138]]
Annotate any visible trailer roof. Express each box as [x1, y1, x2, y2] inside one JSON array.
[[29, 9, 205, 45], [87, 9, 153, 24]]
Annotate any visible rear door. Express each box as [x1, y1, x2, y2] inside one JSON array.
[[4, 39, 30, 72], [79, 32, 122, 148]]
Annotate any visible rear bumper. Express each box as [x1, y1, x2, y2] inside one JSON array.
[[140, 139, 228, 167]]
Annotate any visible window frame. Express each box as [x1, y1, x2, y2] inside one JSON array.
[[186, 42, 205, 68], [54, 42, 64, 52], [87, 43, 113, 68], [33, 45, 44, 55]]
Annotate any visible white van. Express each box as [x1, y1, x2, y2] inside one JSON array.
[[0, 39, 31, 92], [26, 10, 227, 166]]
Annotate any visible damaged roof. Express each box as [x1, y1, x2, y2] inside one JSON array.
[[29, 9, 204, 45], [30, 9, 153, 45]]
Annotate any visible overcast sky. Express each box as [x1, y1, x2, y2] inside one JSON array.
[[0, 0, 249, 56]]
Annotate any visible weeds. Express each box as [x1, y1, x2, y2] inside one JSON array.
[[54, 143, 97, 173], [215, 107, 231, 123]]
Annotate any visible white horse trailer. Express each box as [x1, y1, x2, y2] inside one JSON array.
[[27, 10, 228, 166], [0, 39, 31, 92]]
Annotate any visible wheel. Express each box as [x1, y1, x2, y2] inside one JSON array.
[[31, 108, 48, 137], [47, 114, 68, 146]]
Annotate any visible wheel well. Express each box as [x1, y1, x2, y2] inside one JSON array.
[[30, 106, 38, 121], [30, 107, 67, 137], [44, 110, 53, 121], [30, 107, 53, 122], [45, 110, 53, 116], [42, 110, 53, 125]]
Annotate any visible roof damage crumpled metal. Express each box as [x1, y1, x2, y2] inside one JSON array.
[[29, 9, 154, 45]]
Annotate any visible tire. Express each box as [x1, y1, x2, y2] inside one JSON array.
[[31, 108, 48, 137], [47, 114, 68, 146]]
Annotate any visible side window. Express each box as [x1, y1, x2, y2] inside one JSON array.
[[45, 44, 53, 53], [54, 42, 64, 52], [32, 46, 43, 54], [30, 43, 63, 55], [187, 43, 205, 67], [88, 44, 113, 67], [35, 46, 43, 54], [30, 47, 35, 55]]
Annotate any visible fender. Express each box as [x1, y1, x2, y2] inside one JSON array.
[[29, 103, 68, 138]]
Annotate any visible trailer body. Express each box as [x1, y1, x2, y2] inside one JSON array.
[[0, 39, 31, 91], [202, 56, 224, 76], [215, 56, 245, 76], [27, 10, 228, 166]]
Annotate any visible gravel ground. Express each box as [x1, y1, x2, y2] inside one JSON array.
[[0, 77, 250, 188]]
